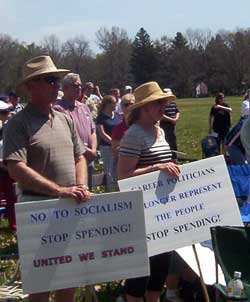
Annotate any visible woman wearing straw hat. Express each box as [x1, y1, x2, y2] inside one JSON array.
[[118, 82, 180, 302]]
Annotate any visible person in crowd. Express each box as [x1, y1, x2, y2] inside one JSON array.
[[241, 90, 250, 117], [96, 95, 121, 191], [160, 88, 180, 160], [111, 93, 135, 160], [117, 81, 180, 302], [0, 100, 17, 230], [3, 55, 91, 302], [110, 88, 122, 115], [54, 73, 97, 189], [224, 113, 248, 165], [83, 82, 102, 120], [201, 132, 220, 159], [7, 91, 23, 114], [208, 92, 232, 153]]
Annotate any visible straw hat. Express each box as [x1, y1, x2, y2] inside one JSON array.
[[128, 81, 176, 111], [17, 55, 69, 94]]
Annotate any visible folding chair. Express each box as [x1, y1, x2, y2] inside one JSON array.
[[210, 226, 250, 301], [227, 165, 250, 225], [0, 281, 28, 301], [0, 246, 27, 301]]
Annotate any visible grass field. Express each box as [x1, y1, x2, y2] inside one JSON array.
[[0, 96, 244, 301], [176, 96, 242, 160]]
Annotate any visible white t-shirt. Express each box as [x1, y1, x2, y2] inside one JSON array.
[[241, 99, 250, 117]]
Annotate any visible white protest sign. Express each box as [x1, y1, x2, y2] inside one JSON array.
[[118, 155, 243, 256], [15, 190, 149, 294]]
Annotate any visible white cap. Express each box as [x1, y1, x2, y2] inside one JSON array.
[[234, 271, 242, 278], [125, 85, 132, 90], [0, 100, 12, 111], [163, 88, 172, 94]]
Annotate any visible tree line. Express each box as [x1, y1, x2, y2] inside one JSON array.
[[1, 26, 250, 98]]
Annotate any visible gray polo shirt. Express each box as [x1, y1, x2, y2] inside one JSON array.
[[3, 103, 85, 191]]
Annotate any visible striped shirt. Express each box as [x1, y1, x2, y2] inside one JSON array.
[[119, 124, 172, 168], [163, 101, 179, 119]]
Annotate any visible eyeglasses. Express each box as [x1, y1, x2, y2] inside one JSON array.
[[37, 76, 61, 85]]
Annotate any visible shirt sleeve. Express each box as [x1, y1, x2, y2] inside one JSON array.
[[3, 117, 29, 163], [119, 129, 142, 158], [242, 100, 250, 116], [85, 105, 96, 133], [64, 115, 86, 159]]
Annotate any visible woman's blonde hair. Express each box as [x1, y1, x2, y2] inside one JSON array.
[[97, 95, 115, 115], [121, 93, 135, 106]]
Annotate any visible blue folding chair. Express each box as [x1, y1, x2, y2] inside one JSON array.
[[227, 165, 250, 224]]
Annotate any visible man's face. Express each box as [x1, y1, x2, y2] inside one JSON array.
[[28, 76, 61, 104], [86, 84, 94, 96], [112, 89, 120, 100], [9, 95, 18, 105], [64, 79, 82, 101]]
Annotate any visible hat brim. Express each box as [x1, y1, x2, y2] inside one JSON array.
[[17, 69, 69, 95], [128, 92, 176, 111]]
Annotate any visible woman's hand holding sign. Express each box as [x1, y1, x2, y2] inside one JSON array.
[[152, 162, 180, 177]]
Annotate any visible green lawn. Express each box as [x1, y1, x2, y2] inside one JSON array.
[[0, 96, 244, 301], [176, 96, 242, 160]]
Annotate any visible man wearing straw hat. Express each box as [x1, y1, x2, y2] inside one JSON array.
[[3, 55, 90, 302]]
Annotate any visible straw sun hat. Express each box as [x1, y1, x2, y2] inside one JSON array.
[[128, 81, 176, 111], [17, 55, 69, 94]]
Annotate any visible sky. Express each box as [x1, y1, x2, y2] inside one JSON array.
[[1, 0, 250, 53]]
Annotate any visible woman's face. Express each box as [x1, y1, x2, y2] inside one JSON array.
[[107, 96, 117, 111], [144, 99, 168, 122], [218, 97, 224, 104], [121, 99, 134, 114]]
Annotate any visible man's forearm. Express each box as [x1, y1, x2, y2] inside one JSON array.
[[7, 161, 61, 196], [75, 156, 88, 186]]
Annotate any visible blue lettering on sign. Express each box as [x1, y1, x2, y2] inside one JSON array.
[[30, 210, 50, 224]]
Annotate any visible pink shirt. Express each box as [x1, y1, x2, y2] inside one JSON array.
[[111, 119, 128, 141], [54, 99, 96, 148]]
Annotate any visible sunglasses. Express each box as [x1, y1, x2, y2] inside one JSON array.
[[122, 102, 133, 108], [35, 76, 61, 85]]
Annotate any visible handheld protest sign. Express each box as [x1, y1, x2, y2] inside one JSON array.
[[118, 155, 243, 256], [15, 190, 149, 294]]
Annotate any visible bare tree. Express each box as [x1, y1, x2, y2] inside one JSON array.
[[185, 28, 213, 50], [62, 35, 93, 74], [95, 26, 132, 91], [41, 34, 63, 65]]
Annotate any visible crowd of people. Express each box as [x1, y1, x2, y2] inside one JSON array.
[[0, 55, 250, 302]]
